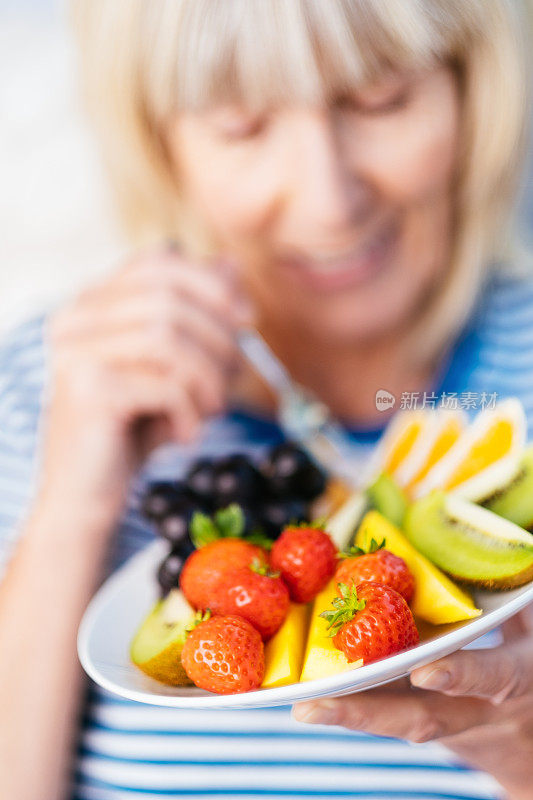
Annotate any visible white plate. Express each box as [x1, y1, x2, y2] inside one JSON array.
[[78, 538, 533, 709]]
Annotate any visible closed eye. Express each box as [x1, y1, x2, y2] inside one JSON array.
[[209, 108, 270, 142], [358, 91, 410, 114], [334, 85, 411, 116]]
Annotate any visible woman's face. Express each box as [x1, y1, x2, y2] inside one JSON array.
[[168, 66, 460, 346]]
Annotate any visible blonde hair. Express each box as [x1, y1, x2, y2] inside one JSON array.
[[71, 0, 530, 362]]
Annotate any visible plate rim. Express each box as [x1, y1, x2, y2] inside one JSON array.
[[78, 540, 533, 710]]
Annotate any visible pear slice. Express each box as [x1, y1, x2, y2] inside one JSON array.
[[325, 490, 369, 549], [404, 491, 533, 589], [483, 445, 533, 530], [130, 589, 195, 686]]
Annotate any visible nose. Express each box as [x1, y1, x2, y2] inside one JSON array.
[[289, 110, 372, 242]]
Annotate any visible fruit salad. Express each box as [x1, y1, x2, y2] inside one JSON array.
[[131, 400, 533, 695]]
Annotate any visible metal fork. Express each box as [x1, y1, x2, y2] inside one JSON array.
[[237, 329, 360, 485]]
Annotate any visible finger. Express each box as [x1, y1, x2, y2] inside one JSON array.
[[501, 615, 528, 642], [66, 251, 252, 331], [54, 344, 211, 441], [293, 688, 494, 743], [54, 294, 239, 363], [59, 329, 228, 423], [502, 606, 533, 640], [171, 298, 240, 361], [117, 254, 254, 326], [172, 343, 227, 417], [111, 370, 203, 443], [410, 646, 531, 704], [123, 335, 227, 417], [60, 330, 224, 378]]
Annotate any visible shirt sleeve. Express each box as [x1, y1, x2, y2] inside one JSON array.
[[0, 318, 47, 577]]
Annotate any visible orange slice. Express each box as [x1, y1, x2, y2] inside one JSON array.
[[363, 409, 432, 485], [413, 399, 526, 501], [396, 410, 466, 496]]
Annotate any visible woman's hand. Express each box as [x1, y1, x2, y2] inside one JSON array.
[[1, 246, 253, 800], [293, 609, 533, 800], [40, 247, 251, 533]]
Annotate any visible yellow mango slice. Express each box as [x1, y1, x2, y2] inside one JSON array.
[[355, 511, 481, 625], [262, 603, 310, 688], [300, 581, 363, 682]]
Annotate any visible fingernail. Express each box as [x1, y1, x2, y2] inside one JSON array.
[[413, 668, 451, 690], [293, 701, 338, 725]]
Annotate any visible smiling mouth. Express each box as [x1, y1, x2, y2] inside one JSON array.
[[280, 221, 399, 291]]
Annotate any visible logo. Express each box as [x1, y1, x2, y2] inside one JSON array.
[[375, 389, 396, 412]]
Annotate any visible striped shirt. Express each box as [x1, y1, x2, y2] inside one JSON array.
[[3, 271, 533, 800]]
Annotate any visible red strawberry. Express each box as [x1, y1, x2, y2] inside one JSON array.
[[335, 544, 415, 603], [270, 526, 337, 603], [181, 614, 265, 694], [321, 581, 419, 665], [208, 561, 290, 640], [180, 538, 267, 610]]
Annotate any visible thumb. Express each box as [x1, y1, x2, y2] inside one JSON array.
[[410, 644, 531, 705], [502, 605, 533, 640]]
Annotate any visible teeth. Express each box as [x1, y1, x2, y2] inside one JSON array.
[[305, 248, 368, 273], [301, 229, 388, 273], [310, 246, 365, 266], [311, 249, 362, 265], [305, 259, 356, 274]]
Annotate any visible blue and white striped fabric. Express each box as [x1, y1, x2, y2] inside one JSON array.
[[4, 271, 533, 800]]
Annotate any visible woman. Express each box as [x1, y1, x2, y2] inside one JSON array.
[[1, 1, 532, 798]]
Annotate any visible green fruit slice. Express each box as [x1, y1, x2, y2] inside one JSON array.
[[130, 589, 195, 685], [404, 491, 533, 589], [366, 473, 408, 528], [326, 490, 369, 549], [483, 445, 533, 530]]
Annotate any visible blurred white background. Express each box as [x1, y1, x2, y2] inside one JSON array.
[[0, 0, 126, 336], [1, 0, 532, 338]]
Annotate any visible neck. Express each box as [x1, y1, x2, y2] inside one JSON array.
[[256, 320, 440, 428]]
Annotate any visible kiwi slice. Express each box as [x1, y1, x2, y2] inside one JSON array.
[[404, 491, 533, 589], [366, 473, 408, 528], [130, 589, 195, 686], [482, 445, 533, 530]]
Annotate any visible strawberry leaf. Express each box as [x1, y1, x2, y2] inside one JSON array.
[[339, 537, 386, 560], [214, 504, 245, 538], [245, 530, 274, 550], [284, 517, 327, 532], [190, 503, 274, 549], [319, 583, 366, 637], [185, 608, 211, 635], [190, 512, 219, 548], [250, 557, 279, 578]]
